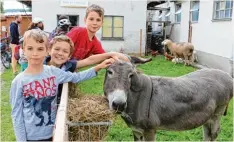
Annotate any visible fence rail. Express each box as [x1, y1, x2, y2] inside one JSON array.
[[53, 83, 69, 142]]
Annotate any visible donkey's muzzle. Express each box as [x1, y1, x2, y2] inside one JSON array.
[[112, 101, 126, 112]]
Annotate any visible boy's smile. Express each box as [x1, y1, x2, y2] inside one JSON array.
[[49, 41, 71, 66]]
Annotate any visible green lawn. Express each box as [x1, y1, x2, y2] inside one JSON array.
[[1, 55, 233, 141], [1, 66, 17, 141]]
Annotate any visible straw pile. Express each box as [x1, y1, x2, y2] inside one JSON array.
[[67, 95, 116, 141]]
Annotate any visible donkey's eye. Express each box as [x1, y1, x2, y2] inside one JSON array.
[[107, 70, 113, 75]]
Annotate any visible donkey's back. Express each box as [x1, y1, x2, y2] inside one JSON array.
[[149, 69, 233, 140]]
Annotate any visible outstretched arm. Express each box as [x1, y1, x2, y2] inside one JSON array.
[[77, 52, 129, 69], [56, 58, 115, 83]]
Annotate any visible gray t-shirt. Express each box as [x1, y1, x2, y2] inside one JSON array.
[[10, 65, 97, 141]]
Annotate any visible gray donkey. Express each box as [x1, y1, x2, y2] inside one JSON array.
[[103, 61, 233, 141]]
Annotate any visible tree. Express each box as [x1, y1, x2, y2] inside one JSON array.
[[0, 1, 3, 13]]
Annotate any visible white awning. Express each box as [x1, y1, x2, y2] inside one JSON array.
[[165, 12, 171, 17], [158, 14, 163, 18], [175, 8, 181, 14], [191, 2, 199, 10]]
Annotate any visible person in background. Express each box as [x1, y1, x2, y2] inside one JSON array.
[[28, 17, 44, 30], [66, 4, 105, 60], [9, 15, 22, 75], [49, 15, 71, 41], [10, 29, 115, 141]]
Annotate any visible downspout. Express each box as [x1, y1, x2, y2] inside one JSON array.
[[230, 46, 233, 78], [188, 0, 192, 43]]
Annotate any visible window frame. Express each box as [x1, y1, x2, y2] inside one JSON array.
[[101, 15, 124, 41], [175, 3, 182, 23], [190, 0, 200, 23], [165, 10, 171, 21], [212, 0, 233, 21]]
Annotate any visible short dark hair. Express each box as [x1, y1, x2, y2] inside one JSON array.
[[58, 15, 69, 20]]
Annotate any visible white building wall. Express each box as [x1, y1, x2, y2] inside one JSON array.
[[168, 0, 233, 58], [32, 0, 147, 54], [32, 0, 87, 33], [191, 0, 233, 58], [162, 0, 233, 73], [169, 1, 190, 42], [94, 0, 147, 53]]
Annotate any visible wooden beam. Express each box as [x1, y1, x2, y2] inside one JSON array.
[[147, 21, 171, 24], [147, 7, 170, 11], [53, 83, 69, 142]]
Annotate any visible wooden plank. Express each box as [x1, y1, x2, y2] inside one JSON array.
[[53, 83, 69, 142], [146, 21, 171, 24], [148, 7, 170, 11]]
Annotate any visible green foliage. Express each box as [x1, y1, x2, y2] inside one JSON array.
[[0, 1, 3, 14]]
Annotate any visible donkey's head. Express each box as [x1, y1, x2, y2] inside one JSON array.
[[104, 56, 152, 113]]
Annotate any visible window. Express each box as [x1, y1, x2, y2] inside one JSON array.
[[165, 10, 171, 21], [175, 3, 182, 23], [213, 0, 233, 20], [57, 15, 79, 30], [102, 16, 124, 40], [190, 1, 200, 22]]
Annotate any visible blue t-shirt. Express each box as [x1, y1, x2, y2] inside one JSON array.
[[10, 65, 96, 141], [44, 56, 78, 104], [44, 56, 77, 72]]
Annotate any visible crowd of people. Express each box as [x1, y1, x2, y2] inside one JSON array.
[[9, 4, 130, 141]]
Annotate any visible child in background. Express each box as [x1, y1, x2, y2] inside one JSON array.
[[49, 15, 71, 41], [17, 37, 28, 71], [28, 17, 44, 30], [10, 29, 114, 141], [45, 35, 129, 103]]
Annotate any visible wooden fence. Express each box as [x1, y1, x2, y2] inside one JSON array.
[[53, 83, 69, 142]]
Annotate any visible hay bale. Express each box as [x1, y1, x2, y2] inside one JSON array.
[[67, 95, 116, 141], [68, 82, 79, 98]]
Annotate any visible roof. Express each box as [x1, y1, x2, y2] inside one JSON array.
[[17, 0, 32, 8], [147, 0, 167, 9], [4, 8, 31, 16], [4, 11, 32, 16]]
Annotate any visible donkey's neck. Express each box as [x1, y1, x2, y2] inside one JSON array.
[[126, 74, 153, 127]]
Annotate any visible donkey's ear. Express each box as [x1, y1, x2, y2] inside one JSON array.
[[130, 70, 143, 92], [130, 56, 152, 65]]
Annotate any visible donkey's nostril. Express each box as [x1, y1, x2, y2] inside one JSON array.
[[112, 101, 126, 112], [112, 101, 118, 108]]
